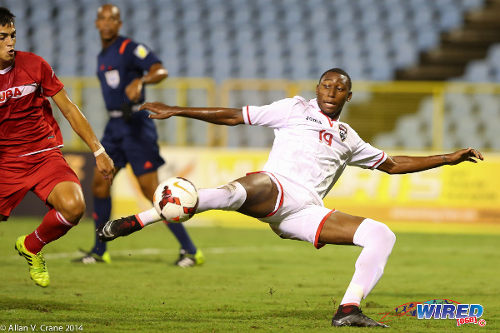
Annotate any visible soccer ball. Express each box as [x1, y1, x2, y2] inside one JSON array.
[[153, 177, 199, 223]]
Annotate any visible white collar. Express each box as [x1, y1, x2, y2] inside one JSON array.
[[309, 98, 320, 110], [0, 65, 13, 74]]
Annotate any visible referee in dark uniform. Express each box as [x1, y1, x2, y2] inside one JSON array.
[[75, 3, 204, 267]]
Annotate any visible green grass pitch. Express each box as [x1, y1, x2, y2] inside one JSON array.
[[1, 217, 499, 332]]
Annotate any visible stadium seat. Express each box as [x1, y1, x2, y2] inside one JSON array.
[[12, 0, 497, 148], [17, 0, 468, 83], [463, 61, 492, 82]]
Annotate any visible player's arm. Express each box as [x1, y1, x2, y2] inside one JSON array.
[[377, 148, 483, 174], [126, 63, 167, 102], [140, 102, 244, 126], [52, 88, 115, 180]]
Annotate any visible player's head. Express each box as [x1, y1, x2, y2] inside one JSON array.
[[316, 68, 352, 120], [0, 7, 16, 67], [95, 4, 122, 43]]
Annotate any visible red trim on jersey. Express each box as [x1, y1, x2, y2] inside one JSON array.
[[370, 152, 386, 169], [245, 171, 283, 217], [246, 105, 252, 125], [135, 214, 145, 228], [319, 110, 337, 127], [314, 209, 336, 249], [119, 39, 131, 55]]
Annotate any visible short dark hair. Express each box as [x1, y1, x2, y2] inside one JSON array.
[[319, 68, 352, 90], [0, 7, 15, 26]]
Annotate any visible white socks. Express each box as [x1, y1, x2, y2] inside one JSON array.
[[136, 207, 162, 227], [133, 182, 247, 227], [340, 218, 396, 306], [196, 181, 247, 213]]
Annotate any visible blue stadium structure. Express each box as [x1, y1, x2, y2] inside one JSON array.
[[0, 0, 485, 80]]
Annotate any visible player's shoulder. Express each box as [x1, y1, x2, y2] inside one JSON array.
[[121, 36, 153, 58], [15, 51, 45, 65], [337, 120, 354, 131], [273, 96, 309, 108], [14, 51, 49, 75], [120, 35, 138, 47], [292, 95, 309, 105]]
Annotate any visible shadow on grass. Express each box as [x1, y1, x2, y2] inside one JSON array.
[[0, 295, 82, 312]]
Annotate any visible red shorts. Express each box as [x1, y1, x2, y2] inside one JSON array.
[[0, 149, 81, 217]]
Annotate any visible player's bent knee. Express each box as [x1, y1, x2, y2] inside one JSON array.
[[59, 196, 86, 224], [378, 223, 396, 248], [356, 219, 396, 251], [375, 223, 396, 255]]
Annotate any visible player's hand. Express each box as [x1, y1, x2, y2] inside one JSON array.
[[140, 102, 178, 119], [446, 148, 484, 165], [125, 78, 143, 103], [96, 152, 115, 183]]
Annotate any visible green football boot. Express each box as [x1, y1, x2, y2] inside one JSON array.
[[72, 249, 112, 264], [175, 249, 205, 267], [15, 235, 50, 287]]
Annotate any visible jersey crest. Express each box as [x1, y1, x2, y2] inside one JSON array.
[[104, 69, 120, 88], [339, 124, 348, 142]]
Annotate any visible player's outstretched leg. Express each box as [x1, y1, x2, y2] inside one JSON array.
[[318, 212, 395, 327], [97, 209, 206, 266], [99, 173, 277, 242]]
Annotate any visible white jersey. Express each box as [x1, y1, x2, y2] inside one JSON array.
[[242, 96, 387, 204]]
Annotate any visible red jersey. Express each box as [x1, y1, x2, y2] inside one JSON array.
[[0, 51, 64, 158]]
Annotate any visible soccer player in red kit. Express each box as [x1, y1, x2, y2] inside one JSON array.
[[0, 7, 114, 287]]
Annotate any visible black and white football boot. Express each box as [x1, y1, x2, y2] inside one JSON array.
[[332, 305, 389, 328]]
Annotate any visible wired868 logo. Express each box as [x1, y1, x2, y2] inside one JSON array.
[[379, 299, 486, 327], [417, 301, 486, 327]]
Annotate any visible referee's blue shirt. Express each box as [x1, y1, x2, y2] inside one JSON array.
[[97, 35, 161, 111]]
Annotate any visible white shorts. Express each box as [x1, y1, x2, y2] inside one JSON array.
[[252, 171, 335, 249]]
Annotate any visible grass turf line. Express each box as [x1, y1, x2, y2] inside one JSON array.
[[1, 218, 499, 332]]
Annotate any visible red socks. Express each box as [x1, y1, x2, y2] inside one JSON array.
[[24, 209, 76, 254]]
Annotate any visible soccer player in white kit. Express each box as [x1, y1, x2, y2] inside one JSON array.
[[99, 68, 483, 327]]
